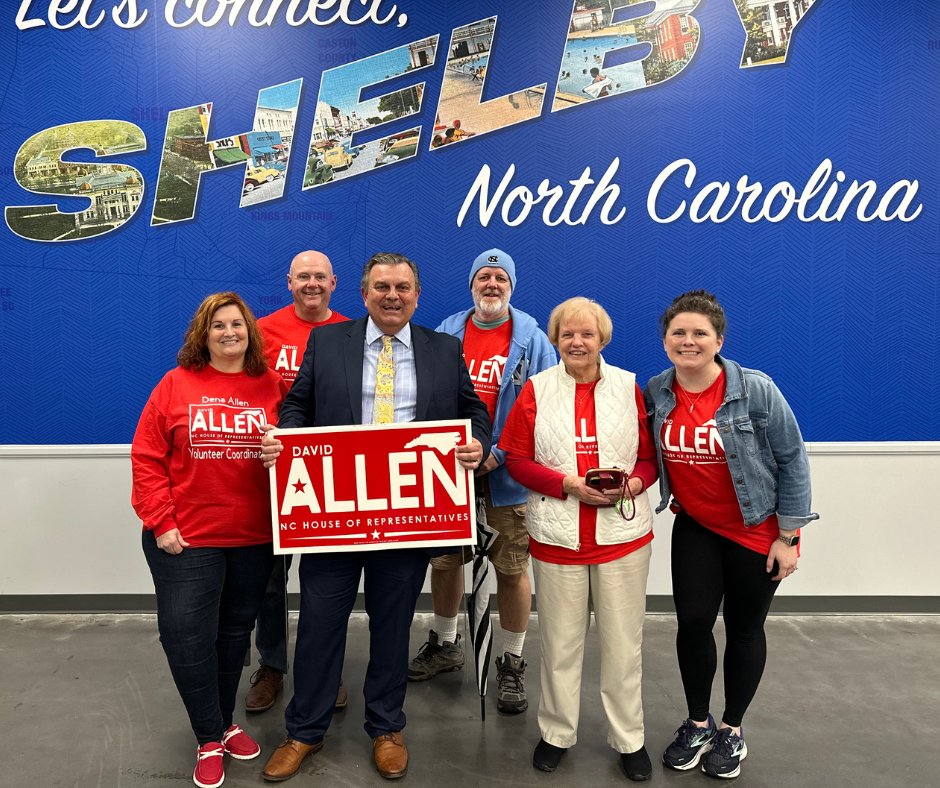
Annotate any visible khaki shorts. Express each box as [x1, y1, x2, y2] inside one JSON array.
[[430, 493, 529, 575]]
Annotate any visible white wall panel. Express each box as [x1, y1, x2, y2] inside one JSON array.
[[2, 444, 938, 598]]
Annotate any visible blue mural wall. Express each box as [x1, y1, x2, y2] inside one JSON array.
[[0, 0, 937, 443]]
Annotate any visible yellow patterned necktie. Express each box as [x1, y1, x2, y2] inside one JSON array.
[[373, 335, 395, 424]]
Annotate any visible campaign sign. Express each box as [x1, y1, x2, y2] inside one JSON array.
[[189, 404, 267, 447], [269, 420, 476, 554]]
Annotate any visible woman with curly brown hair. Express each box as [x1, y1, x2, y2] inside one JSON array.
[[132, 292, 288, 788]]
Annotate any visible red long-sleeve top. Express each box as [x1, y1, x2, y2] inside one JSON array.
[[499, 380, 657, 564], [131, 365, 288, 547]]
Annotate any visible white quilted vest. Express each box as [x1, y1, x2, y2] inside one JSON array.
[[527, 358, 653, 549]]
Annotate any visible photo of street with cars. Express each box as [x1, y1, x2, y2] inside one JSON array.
[[237, 81, 302, 207], [151, 80, 301, 222], [303, 36, 438, 188]]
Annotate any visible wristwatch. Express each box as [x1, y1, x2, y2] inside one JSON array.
[[777, 533, 800, 547]]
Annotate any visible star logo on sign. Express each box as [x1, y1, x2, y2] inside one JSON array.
[[371, 530, 381, 540], [292, 479, 306, 493]]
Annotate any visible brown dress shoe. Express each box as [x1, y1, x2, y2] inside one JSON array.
[[246, 666, 283, 713], [335, 683, 348, 709], [373, 732, 408, 779], [262, 738, 323, 782]]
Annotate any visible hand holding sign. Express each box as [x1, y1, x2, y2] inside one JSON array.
[[260, 423, 282, 468], [455, 437, 484, 469]]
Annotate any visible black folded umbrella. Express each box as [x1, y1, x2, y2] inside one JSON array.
[[466, 496, 499, 720]]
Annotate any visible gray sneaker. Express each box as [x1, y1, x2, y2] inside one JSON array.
[[407, 629, 464, 681], [495, 652, 528, 713]]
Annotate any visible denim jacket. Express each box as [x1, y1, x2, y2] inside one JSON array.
[[437, 306, 556, 507], [645, 355, 819, 531]]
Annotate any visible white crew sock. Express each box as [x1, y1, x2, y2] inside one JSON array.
[[434, 614, 459, 644], [500, 628, 526, 657]]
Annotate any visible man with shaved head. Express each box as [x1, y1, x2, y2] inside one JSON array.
[[246, 250, 349, 715], [260, 250, 348, 385]]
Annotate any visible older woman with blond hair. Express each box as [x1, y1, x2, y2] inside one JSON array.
[[132, 292, 288, 788], [499, 297, 657, 781]]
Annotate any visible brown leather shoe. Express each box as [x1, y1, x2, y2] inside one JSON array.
[[373, 732, 408, 779], [335, 683, 348, 709], [246, 666, 283, 713], [262, 738, 323, 782]]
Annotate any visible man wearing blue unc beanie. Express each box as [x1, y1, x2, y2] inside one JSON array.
[[408, 248, 556, 714]]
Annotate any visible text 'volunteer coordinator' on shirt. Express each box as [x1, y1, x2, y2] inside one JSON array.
[[131, 365, 289, 547]]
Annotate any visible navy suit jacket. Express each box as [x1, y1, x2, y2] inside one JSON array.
[[279, 316, 491, 457]]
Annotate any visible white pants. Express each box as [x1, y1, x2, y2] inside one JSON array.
[[533, 542, 651, 752]]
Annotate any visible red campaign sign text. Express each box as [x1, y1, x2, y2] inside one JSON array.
[[269, 420, 476, 554], [189, 403, 267, 447]]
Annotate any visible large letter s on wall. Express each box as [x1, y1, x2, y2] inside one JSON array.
[[6, 120, 146, 243]]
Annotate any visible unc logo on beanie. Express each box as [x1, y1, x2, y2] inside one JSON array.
[[469, 247, 517, 291]]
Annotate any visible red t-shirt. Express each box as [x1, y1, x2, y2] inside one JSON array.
[[131, 365, 289, 547], [499, 379, 656, 565], [462, 318, 512, 422], [258, 305, 348, 383], [662, 370, 778, 555]]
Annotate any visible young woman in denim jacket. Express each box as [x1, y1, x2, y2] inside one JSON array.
[[645, 290, 818, 780]]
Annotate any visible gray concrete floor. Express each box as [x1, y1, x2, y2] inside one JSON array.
[[2, 613, 938, 787]]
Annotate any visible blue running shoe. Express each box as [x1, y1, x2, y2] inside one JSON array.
[[702, 727, 748, 779], [662, 714, 716, 770]]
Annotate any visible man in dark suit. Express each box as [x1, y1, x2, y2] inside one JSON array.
[[260, 252, 491, 782]]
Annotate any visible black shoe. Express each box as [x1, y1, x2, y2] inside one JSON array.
[[532, 738, 567, 772], [620, 746, 652, 781], [701, 728, 747, 779], [662, 715, 716, 770]]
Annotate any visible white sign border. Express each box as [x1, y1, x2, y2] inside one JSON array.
[[268, 418, 477, 554]]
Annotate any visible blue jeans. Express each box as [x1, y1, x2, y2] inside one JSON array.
[[142, 531, 275, 744], [254, 555, 292, 673]]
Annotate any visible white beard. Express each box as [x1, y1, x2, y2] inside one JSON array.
[[473, 293, 509, 319]]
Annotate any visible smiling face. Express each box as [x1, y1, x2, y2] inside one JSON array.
[[362, 263, 419, 335], [558, 314, 604, 382], [206, 304, 249, 371], [287, 251, 336, 322], [664, 311, 724, 379], [471, 266, 511, 321]]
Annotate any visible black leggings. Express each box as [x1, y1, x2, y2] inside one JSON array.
[[671, 511, 780, 728]]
